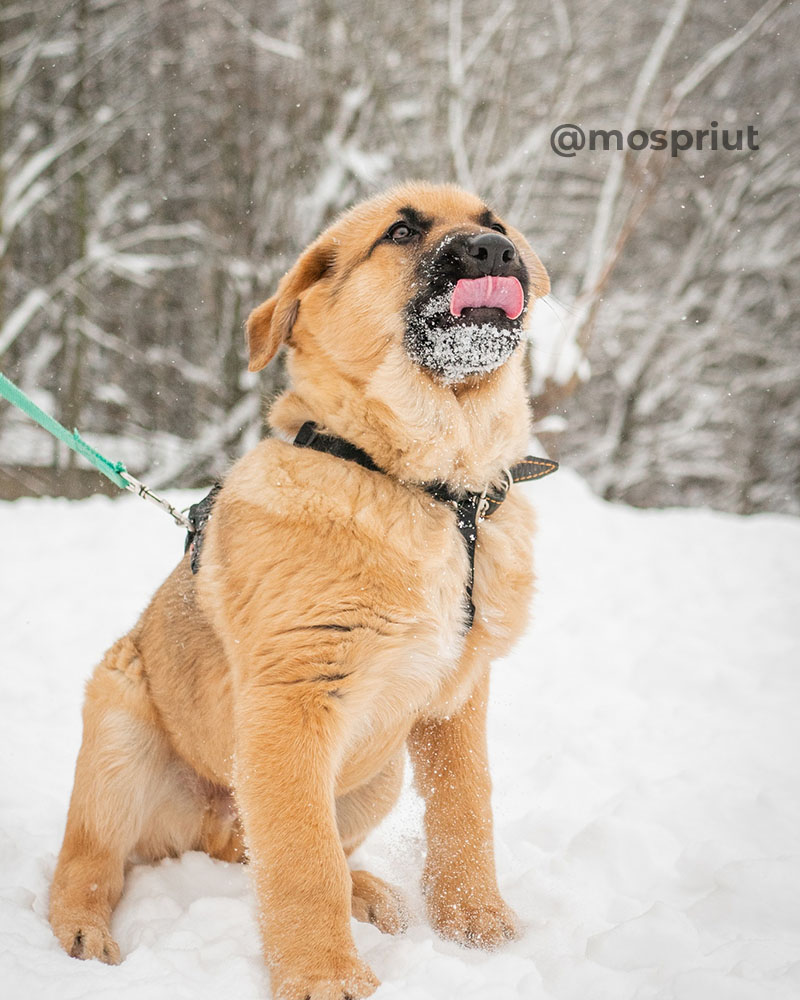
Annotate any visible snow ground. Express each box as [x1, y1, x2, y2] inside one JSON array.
[[1, 468, 799, 1000]]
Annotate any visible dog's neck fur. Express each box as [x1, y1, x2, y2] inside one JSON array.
[[269, 341, 532, 492]]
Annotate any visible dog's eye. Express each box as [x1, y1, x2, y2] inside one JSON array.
[[490, 222, 507, 235], [386, 222, 416, 244]]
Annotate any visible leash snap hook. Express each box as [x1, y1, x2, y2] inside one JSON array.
[[120, 471, 193, 531]]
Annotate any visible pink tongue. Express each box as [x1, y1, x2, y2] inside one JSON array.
[[450, 276, 524, 320]]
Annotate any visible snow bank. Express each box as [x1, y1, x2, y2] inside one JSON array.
[[1, 470, 799, 999]]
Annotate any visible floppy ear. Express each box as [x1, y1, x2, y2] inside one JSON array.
[[246, 240, 335, 372]]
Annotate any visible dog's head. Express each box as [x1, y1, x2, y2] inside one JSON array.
[[246, 182, 549, 387]]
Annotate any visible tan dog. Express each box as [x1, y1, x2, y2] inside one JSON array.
[[49, 182, 550, 1000]]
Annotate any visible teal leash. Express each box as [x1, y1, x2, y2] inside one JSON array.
[[0, 370, 192, 529]]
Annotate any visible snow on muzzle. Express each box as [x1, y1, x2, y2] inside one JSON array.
[[405, 277, 526, 384], [450, 276, 524, 320]]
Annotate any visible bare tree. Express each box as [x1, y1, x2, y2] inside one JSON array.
[[1, 0, 797, 512]]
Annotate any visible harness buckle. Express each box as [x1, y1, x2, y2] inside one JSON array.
[[477, 468, 514, 522], [477, 490, 490, 522]]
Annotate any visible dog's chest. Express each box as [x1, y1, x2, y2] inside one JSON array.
[[334, 493, 533, 787], [205, 449, 534, 728], [343, 488, 533, 715]]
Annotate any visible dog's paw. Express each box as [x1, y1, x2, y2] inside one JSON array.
[[276, 956, 380, 1000], [426, 887, 520, 950], [351, 869, 409, 935], [53, 919, 121, 965]]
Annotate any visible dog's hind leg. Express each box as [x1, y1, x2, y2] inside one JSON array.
[[350, 869, 409, 935], [49, 635, 203, 963], [196, 782, 246, 863], [336, 753, 409, 935], [337, 751, 404, 855]]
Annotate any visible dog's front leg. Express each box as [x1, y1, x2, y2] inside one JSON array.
[[235, 683, 379, 1000], [408, 665, 520, 949]]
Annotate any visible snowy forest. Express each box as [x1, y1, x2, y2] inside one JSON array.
[[1, 0, 798, 514]]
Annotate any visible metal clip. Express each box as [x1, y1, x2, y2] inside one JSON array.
[[120, 471, 193, 530], [477, 489, 490, 522], [477, 468, 513, 523]]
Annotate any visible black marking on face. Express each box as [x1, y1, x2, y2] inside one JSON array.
[[365, 205, 435, 259], [331, 206, 435, 299], [395, 205, 434, 234], [475, 207, 507, 235]]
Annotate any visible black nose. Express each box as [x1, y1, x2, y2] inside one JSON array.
[[462, 232, 517, 276]]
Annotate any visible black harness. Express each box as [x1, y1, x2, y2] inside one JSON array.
[[184, 482, 222, 574], [186, 422, 558, 630]]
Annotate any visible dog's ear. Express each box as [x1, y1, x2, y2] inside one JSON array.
[[246, 240, 335, 372]]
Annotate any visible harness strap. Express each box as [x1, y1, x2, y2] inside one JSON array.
[[293, 421, 381, 472], [292, 421, 558, 630], [185, 483, 222, 572], [186, 422, 558, 631], [444, 493, 482, 630]]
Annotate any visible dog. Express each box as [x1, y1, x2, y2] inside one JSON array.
[[49, 181, 551, 1000]]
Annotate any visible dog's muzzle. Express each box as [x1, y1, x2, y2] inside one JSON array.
[[403, 231, 530, 385]]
